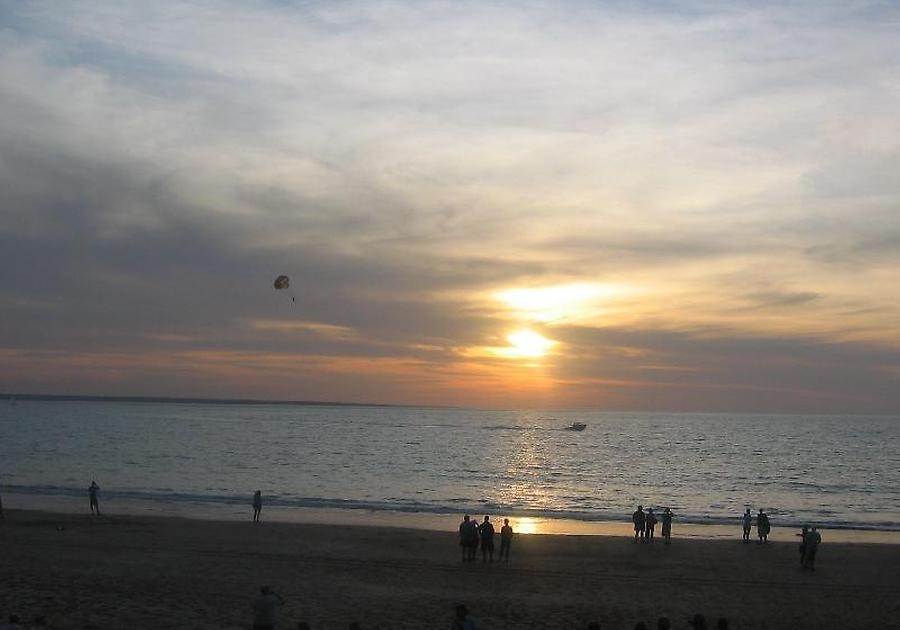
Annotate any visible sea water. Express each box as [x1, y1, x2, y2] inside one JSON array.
[[1, 400, 898, 531]]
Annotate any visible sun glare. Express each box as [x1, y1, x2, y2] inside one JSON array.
[[496, 283, 621, 323], [504, 330, 555, 357]]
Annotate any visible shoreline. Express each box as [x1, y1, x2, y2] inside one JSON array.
[[5, 493, 900, 544]]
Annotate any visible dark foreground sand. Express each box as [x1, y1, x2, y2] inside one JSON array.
[[1, 510, 898, 629]]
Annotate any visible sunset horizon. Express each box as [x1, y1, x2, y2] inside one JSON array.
[[3, 2, 899, 413]]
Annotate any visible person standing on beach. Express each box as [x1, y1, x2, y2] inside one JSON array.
[[632, 505, 646, 543], [802, 526, 821, 570], [479, 515, 495, 562], [741, 509, 752, 543], [661, 508, 673, 544], [645, 508, 658, 542], [499, 518, 513, 562], [88, 481, 100, 515], [253, 490, 263, 523], [798, 526, 809, 565], [757, 510, 770, 543], [459, 515, 478, 562], [251, 586, 284, 630]]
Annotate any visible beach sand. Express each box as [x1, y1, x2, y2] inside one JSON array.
[[1, 510, 898, 629]]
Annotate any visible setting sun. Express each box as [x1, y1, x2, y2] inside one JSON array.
[[504, 330, 556, 358]]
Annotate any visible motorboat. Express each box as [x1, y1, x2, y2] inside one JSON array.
[[565, 422, 587, 431]]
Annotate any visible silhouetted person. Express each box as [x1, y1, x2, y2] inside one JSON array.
[[757, 509, 770, 543], [253, 490, 263, 523], [802, 526, 821, 570], [632, 505, 646, 542], [645, 508, 658, 542], [479, 515, 495, 562], [661, 508, 673, 544], [716, 618, 729, 630], [798, 525, 809, 565], [251, 585, 284, 630], [657, 617, 671, 630], [459, 515, 478, 562], [451, 603, 477, 630], [688, 613, 707, 630], [88, 481, 100, 515], [499, 518, 513, 561], [741, 508, 752, 542]]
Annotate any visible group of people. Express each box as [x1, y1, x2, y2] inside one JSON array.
[[631, 506, 674, 544], [798, 525, 822, 570], [741, 508, 771, 543], [458, 514, 513, 562]]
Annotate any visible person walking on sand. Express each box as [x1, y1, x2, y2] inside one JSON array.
[[479, 515, 495, 562], [757, 509, 770, 543], [741, 508, 752, 543], [251, 585, 284, 630], [499, 518, 513, 562], [88, 481, 100, 515], [645, 508, 658, 542], [632, 505, 646, 543], [802, 526, 821, 570], [253, 490, 263, 523], [661, 508, 673, 544]]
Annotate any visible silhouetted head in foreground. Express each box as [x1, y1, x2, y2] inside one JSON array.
[[454, 604, 470, 621], [297, 623, 311, 630], [634, 623, 648, 630], [483, 515, 490, 523], [463, 514, 470, 522], [587, 623, 601, 630], [260, 585, 271, 595], [349, 623, 362, 630], [504, 518, 509, 525], [716, 618, 729, 630], [657, 617, 671, 630], [689, 613, 707, 629]]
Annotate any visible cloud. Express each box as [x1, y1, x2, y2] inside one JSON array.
[[1, 0, 899, 411]]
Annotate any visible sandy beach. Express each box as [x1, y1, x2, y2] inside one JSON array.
[[2, 510, 898, 629]]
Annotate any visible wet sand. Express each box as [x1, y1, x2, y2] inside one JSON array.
[[1, 509, 898, 629]]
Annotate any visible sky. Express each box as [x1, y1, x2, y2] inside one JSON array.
[[1, 1, 899, 412]]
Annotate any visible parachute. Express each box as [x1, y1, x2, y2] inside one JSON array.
[[273, 275, 290, 290]]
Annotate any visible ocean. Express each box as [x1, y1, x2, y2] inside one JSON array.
[[2, 400, 898, 531]]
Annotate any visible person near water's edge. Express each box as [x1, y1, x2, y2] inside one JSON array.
[[802, 526, 821, 570], [253, 490, 263, 523], [89, 481, 100, 515], [459, 515, 479, 562], [661, 508, 673, 544], [645, 508, 658, 543], [741, 508, 752, 543], [632, 505, 646, 543], [757, 510, 770, 543], [479, 516, 495, 562], [499, 518, 513, 562]]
